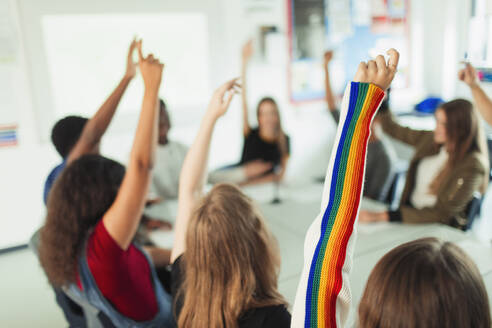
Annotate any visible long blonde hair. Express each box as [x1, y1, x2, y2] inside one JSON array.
[[176, 184, 287, 328]]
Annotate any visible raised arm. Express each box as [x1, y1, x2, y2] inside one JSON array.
[[171, 79, 239, 263], [324, 51, 338, 114], [241, 40, 254, 136], [292, 50, 399, 328], [459, 63, 492, 126], [67, 39, 138, 164], [102, 41, 163, 250]]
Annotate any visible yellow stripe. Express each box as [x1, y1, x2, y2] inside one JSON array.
[[316, 84, 378, 325]]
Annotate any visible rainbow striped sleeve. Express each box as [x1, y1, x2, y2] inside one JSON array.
[[291, 82, 385, 328]]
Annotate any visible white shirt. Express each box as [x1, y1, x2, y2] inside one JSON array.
[[150, 141, 188, 199], [410, 147, 449, 209]]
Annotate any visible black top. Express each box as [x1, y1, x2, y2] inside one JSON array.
[[171, 256, 291, 328], [240, 128, 290, 166]]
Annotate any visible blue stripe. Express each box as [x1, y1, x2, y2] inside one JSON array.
[[304, 82, 360, 327], [0, 135, 17, 141]]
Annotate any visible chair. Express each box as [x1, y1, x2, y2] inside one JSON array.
[[487, 136, 492, 181], [29, 229, 115, 328], [464, 192, 483, 231], [384, 163, 408, 211]]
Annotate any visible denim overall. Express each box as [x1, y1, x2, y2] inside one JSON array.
[[67, 244, 175, 328]]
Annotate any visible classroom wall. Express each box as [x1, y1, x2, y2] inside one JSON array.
[[0, 0, 482, 249]]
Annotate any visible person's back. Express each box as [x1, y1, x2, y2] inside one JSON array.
[[171, 79, 291, 328]]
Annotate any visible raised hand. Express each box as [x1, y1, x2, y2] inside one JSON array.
[[206, 78, 240, 119], [458, 63, 479, 88], [242, 40, 254, 63], [323, 50, 334, 66], [137, 40, 164, 90], [125, 39, 139, 79], [354, 48, 399, 90]]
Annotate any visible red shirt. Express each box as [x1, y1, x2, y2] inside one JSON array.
[[77, 221, 158, 321]]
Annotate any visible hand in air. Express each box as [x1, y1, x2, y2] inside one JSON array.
[[354, 48, 399, 90], [125, 38, 138, 79], [137, 40, 164, 89], [323, 50, 334, 66], [206, 78, 241, 119], [458, 63, 478, 88]]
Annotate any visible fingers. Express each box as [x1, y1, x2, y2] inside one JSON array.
[[354, 61, 368, 82], [137, 40, 144, 62], [386, 48, 400, 73], [218, 77, 240, 94], [368, 60, 377, 74], [223, 90, 235, 109], [375, 55, 386, 70], [458, 69, 465, 81]]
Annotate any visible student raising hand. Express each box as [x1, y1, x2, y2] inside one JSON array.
[[458, 63, 492, 126], [103, 41, 164, 250], [172, 78, 239, 263], [292, 49, 399, 328]]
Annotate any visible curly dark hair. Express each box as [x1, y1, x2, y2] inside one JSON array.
[[51, 116, 88, 158], [39, 154, 125, 287]]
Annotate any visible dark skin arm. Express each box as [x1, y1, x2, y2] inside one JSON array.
[[66, 39, 138, 164]]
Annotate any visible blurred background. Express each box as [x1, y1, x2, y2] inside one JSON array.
[[0, 0, 491, 250]]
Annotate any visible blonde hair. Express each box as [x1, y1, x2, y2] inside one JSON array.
[[176, 184, 287, 328]]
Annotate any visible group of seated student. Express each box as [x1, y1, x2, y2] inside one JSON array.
[[36, 37, 492, 328], [324, 49, 396, 202], [209, 40, 290, 186]]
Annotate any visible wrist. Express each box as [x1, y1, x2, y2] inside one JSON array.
[[469, 82, 480, 90], [144, 85, 160, 97], [123, 73, 134, 82]]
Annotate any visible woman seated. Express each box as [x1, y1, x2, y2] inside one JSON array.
[[292, 49, 491, 328], [171, 79, 291, 328], [359, 91, 489, 229], [209, 40, 290, 186], [39, 42, 174, 327]]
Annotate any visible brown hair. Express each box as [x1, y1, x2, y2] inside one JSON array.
[[430, 99, 489, 193], [39, 155, 125, 287], [176, 183, 287, 328], [359, 237, 491, 328], [256, 97, 289, 157]]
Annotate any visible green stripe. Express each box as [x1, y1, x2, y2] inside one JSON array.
[[309, 83, 369, 326]]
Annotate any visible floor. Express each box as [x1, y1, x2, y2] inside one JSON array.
[[1, 181, 491, 327]]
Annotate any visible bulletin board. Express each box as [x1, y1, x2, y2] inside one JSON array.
[[287, 0, 411, 103]]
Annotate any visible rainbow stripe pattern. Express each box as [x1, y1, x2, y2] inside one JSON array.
[[0, 125, 18, 147], [292, 82, 385, 328]]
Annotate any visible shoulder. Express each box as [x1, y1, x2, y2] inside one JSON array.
[[459, 152, 487, 173], [240, 304, 291, 328], [259, 305, 291, 327]]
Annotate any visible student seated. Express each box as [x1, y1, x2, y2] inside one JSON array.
[[149, 99, 188, 200], [171, 79, 291, 328], [209, 40, 290, 186], [358, 92, 489, 228], [39, 42, 174, 327], [459, 62, 492, 126], [292, 49, 491, 328], [41, 39, 140, 326], [324, 50, 396, 201]]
